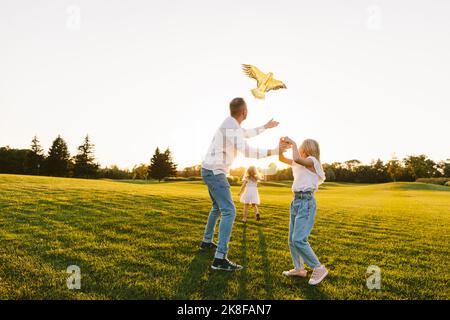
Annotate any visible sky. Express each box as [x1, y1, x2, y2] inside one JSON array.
[[1, 0, 449, 170]]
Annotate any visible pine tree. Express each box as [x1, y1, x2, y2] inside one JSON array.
[[46, 135, 71, 177], [148, 147, 178, 182], [74, 135, 99, 178], [163, 148, 178, 177], [25, 135, 45, 175]]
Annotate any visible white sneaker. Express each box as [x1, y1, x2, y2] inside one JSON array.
[[308, 265, 328, 285], [282, 269, 308, 277]]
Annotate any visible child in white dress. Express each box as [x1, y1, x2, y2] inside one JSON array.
[[238, 166, 261, 223]]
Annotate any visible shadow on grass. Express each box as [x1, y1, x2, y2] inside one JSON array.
[[292, 274, 332, 300], [175, 247, 240, 299], [257, 225, 274, 299], [238, 224, 249, 299], [174, 248, 213, 299]]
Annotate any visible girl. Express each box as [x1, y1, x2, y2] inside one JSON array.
[[238, 166, 261, 223], [278, 137, 328, 285]]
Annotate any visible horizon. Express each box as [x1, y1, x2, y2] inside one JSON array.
[[1, 0, 449, 171], [1, 133, 448, 172]]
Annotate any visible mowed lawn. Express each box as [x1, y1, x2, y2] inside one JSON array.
[[0, 174, 449, 300]]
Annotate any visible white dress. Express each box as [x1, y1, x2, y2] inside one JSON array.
[[240, 178, 260, 204]]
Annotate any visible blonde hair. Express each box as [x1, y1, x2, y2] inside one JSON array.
[[300, 139, 321, 162], [244, 166, 261, 182]]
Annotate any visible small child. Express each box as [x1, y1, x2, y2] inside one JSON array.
[[279, 137, 328, 285], [238, 166, 261, 223]]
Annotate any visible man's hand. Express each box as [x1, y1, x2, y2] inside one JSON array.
[[264, 118, 279, 129]]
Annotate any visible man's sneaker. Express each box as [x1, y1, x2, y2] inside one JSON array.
[[308, 265, 328, 285], [211, 258, 243, 271], [199, 241, 217, 250]]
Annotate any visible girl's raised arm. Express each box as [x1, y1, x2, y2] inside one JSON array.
[[282, 136, 315, 168], [287, 139, 315, 170], [279, 152, 293, 165]]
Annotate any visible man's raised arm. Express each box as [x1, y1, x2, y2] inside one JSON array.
[[242, 118, 279, 138], [230, 128, 279, 159]]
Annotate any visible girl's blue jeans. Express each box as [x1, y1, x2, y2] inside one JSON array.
[[289, 192, 321, 269]]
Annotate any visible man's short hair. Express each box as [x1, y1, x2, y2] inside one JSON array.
[[229, 97, 246, 117]]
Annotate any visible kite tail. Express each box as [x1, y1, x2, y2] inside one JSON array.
[[251, 88, 265, 99]]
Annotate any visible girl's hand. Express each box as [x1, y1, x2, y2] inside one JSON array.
[[282, 136, 296, 146], [279, 142, 290, 153]]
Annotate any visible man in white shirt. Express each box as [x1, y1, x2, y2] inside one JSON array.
[[200, 97, 290, 271]]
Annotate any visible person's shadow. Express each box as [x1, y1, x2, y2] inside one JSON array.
[[237, 224, 249, 299], [257, 225, 274, 299], [175, 240, 239, 299], [175, 224, 329, 299]]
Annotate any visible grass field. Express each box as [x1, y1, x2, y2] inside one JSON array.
[[0, 174, 449, 300]]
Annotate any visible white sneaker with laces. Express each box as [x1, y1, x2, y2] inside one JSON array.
[[282, 269, 307, 277], [308, 265, 328, 285]]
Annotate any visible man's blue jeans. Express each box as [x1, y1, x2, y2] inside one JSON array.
[[201, 168, 236, 259], [288, 192, 321, 269]]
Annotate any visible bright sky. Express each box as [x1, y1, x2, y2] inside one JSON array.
[[1, 0, 449, 170]]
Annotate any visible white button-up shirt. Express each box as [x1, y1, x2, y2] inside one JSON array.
[[202, 116, 278, 175]]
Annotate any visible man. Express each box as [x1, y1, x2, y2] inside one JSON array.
[[200, 97, 290, 271]]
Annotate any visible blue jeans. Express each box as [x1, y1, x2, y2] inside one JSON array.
[[288, 192, 321, 269], [201, 168, 236, 259]]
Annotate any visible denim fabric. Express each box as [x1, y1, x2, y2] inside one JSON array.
[[288, 193, 321, 269], [201, 168, 236, 259]]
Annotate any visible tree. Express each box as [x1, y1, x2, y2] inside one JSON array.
[[181, 165, 201, 177], [73, 135, 99, 178], [0, 146, 28, 174], [437, 159, 450, 177], [148, 147, 177, 182], [132, 164, 149, 180], [163, 148, 178, 177], [24, 135, 45, 175], [46, 135, 71, 177], [323, 163, 336, 181], [97, 165, 131, 179], [387, 159, 402, 182], [371, 159, 389, 183], [403, 155, 437, 180], [345, 159, 361, 171]]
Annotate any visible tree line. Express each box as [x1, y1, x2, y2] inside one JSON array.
[[322, 157, 450, 183], [1, 136, 448, 183], [182, 156, 450, 184], [0, 135, 177, 181]]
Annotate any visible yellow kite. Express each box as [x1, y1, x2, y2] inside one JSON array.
[[242, 64, 287, 99]]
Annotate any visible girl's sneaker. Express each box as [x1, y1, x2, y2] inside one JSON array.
[[308, 265, 328, 285], [282, 269, 307, 277], [255, 212, 261, 221]]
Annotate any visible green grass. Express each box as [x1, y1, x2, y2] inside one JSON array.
[[0, 174, 449, 300]]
